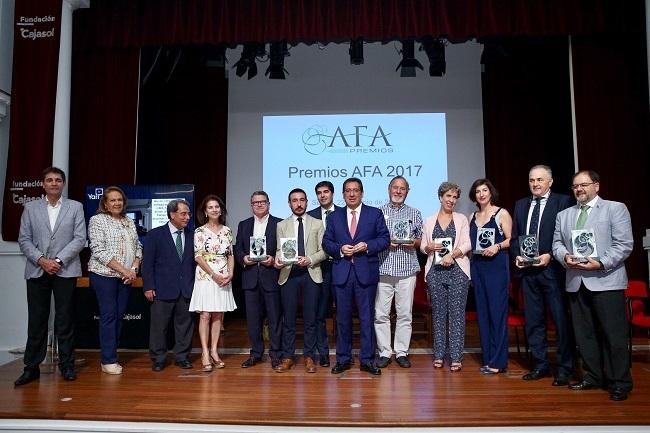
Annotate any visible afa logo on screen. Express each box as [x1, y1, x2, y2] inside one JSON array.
[[302, 125, 393, 155]]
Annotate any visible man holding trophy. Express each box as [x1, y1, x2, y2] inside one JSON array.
[[553, 170, 633, 401], [511, 165, 574, 386], [375, 176, 423, 369]]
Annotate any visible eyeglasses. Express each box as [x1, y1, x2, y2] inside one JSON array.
[[344, 188, 361, 194], [251, 200, 268, 206], [571, 182, 596, 190]]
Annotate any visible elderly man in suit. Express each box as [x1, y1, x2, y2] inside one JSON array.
[[142, 199, 195, 371], [322, 177, 390, 376], [307, 180, 342, 367], [234, 190, 283, 369], [15, 167, 86, 386], [274, 188, 327, 373], [511, 165, 574, 385], [553, 170, 633, 401]]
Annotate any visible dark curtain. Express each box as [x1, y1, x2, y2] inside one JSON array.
[[136, 45, 228, 209], [481, 37, 576, 212], [572, 34, 650, 280], [85, 0, 643, 48]]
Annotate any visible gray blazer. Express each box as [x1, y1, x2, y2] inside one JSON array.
[[276, 213, 327, 285], [552, 197, 633, 292], [18, 198, 86, 279]]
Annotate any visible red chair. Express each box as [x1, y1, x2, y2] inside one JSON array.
[[625, 279, 650, 365], [508, 281, 529, 358], [412, 271, 432, 346]]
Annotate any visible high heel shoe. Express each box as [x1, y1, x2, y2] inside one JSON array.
[[480, 365, 506, 375], [211, 354, 225, 369], [201, 353, 213, 372], [450, 362, 463, 372], [433, 359, 444, 369]]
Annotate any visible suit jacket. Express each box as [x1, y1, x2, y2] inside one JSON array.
[[142, 223, 195, 300], [552, 197, 633, 292], [307, 205, 343, 226], [511, 191, 573, 278], [234, 214, 282, 291], [420, 211, 471, 278], [18, 197, 86, 279], [276, 214, 327, 285], [322, 204, 390, 286]]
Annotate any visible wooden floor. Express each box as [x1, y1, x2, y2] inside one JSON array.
[[2, 319, 650, 428]]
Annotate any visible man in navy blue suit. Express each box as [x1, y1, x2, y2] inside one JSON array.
[[322, 177, 390, 376], [142, 199, 195, 371], [511, 165, 574, 385], [307, 180, 342, 367], [234, 191, 283, 369]]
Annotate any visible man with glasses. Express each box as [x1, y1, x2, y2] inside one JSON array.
[[274, 188, 327, 373], [553, 170, 633, 401], [142, 199, 195, 371], [511, 165, 574, 385], [234, 191, 282, 369], [375, 176, 422, 369], [322, 177, 390, 375]]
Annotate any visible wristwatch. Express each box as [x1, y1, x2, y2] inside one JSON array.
[[54, 257, 63, 266]]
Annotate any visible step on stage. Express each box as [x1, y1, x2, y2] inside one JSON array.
[[1, 349, 650, 432]]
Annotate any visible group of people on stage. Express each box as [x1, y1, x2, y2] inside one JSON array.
[[14, 165, 635, 401]]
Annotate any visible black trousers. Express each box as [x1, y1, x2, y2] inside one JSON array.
[[149, 296, 194, 363], [569, 284, 632, 391], [24, 274, 76, 371]]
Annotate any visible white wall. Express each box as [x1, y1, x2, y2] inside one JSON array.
[[0, 0, 26, 352]]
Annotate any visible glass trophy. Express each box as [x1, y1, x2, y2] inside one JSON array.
[[473, 227, 495, 255], [518, 234, 540, 265], [434, 237, 453, 265], [390, 219, 412, 244], [249, 236, 267, 262], [280, 237, 299, 264], [571, 229, 598, 263]]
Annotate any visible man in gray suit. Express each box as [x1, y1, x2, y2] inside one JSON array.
[[16, 167, 86, 386], [552, 169, 633, 401]]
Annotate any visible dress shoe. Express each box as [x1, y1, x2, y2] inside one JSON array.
[[174, 359, 193, 369], [152, 362, 166, 372], [319, 355, 330, 367], [101, 363, 123, 375], [609, 388, 629, 401], [271, 359, 280, 369], [14, 369, 40, 386], [396, 356, 411, 368], [274, 358, 294, 373], [331, 362, 352, 374], [552, 375, 570, 386], [241, 357, 261, 368], [568, 380, 600, 391], [62, 367, 77, 381], [305, 357, 317, 373], [360, 363, 381, 376], [376, 356, 391, 368], [522, 369, 549, 381], [480, 366, 506, 375]]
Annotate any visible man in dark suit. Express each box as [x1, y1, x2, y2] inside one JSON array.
[[322, 177, 390, 376], [553, 170, 633, 401], [16, 167, 86, 386], [511, 165, 574, 385], [307, 180, 342, 367], [234, 190, 282, 369], [142, 199, 195, 371]]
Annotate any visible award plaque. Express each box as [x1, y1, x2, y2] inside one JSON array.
[[249, 236, 267, 262], [434, 237, 453, 265], [519, 234, 540, 265], [473, 227, 495, 255], [571, 229, 598, 263], [390, 219, 412, 244], [280, 237, 299, 264]]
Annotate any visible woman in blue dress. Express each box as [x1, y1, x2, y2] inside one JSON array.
[[468, 179, 512, 374]]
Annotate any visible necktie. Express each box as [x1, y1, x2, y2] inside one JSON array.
[[575, 205, 589, 230], [528, 197, 542, 236], [350, 210, 357, 238], [297, 217, 306, 257], [175, 230, 183, 259]]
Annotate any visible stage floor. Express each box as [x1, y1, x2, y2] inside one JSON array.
[[2, 348, 650, 428]]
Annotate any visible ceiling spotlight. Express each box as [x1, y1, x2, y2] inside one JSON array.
[[420, 36, 446, 77], [396, 40, 423, 77], [349, 38, 364, 65], [266, 41, 289, 79], [233, 43, 261, 79]]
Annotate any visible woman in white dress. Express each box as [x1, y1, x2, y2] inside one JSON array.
[[189, 195, 236, 371]]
